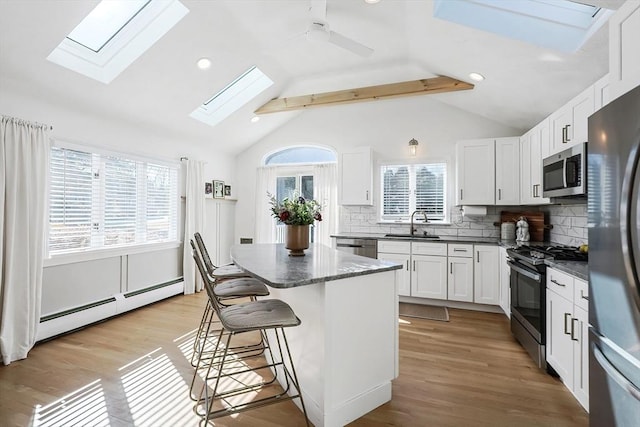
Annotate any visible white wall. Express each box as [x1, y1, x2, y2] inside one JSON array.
[[233, 95, 521, 241], [0, 85, 234, 182]]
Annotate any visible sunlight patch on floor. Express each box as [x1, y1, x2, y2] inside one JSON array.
[[33, 379, 109, 427]]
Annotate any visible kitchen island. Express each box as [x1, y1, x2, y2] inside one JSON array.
[[230, 243, 402, 427]]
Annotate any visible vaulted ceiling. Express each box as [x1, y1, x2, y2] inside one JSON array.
[[0, 0, 623, 155]]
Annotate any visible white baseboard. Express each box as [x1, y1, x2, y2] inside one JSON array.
[[37, 281, 184, 341]]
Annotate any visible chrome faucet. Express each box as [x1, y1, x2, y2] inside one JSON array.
[[410, 210, 429, 236]]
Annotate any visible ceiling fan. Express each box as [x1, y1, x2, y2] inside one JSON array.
[[304, 0, 374, 57]]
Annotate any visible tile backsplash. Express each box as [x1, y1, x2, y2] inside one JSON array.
[[539, 203, 588, 247], [339, 205, 504, 239], [340, 202, 588, 246]]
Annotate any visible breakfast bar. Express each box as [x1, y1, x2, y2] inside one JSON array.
[[230, 243, 402, 427]]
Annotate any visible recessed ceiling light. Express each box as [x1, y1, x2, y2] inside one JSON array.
[[251, 116, 260, 123], [469, 72, 485, 82], [197, 57, 211, 70], [364, 0, 380, 4]]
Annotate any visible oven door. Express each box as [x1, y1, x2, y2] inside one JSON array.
[[509, 260, 545, 343]]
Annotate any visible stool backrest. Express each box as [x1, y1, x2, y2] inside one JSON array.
[[194, 232, 216, 274], [190, 239, 223, 313]]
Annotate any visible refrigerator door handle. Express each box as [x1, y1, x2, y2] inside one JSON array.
[[593, 344, 640, 402]]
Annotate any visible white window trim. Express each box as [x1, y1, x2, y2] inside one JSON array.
[[378, 159, 450, 224], [48, 139, 181, 259]]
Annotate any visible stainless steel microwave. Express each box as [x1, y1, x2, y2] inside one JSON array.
[[542, 142, 587, 198]]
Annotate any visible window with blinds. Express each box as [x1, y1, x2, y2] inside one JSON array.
[[381, 163, 447, 221], [49, 146, 179, 254]]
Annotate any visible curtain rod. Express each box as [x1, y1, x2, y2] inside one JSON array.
[[1, 114, 52, 130]]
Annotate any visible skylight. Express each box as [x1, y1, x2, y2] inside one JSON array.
[[47, 0, 188, 84], [66, 1, 151, 52], [433, 0, 614, 53], [190, 66, 274, 128]]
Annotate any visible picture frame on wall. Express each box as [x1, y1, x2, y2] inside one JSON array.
[[224, 185, 231, 197], [213, 180, 225, 199], [204, 182, 213, 199]]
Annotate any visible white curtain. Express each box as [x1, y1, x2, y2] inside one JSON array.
[[313, 163, 338, 247], [255, 166, 278, 243], [0, 116, 51, 365], [182, 160, 205, 294]]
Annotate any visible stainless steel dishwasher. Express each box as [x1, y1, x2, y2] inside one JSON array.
[[334, 238, 377, 259]]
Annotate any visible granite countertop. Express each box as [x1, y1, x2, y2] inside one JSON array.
[[230, 243, 402, 288], [545, 260, 589, 281], [331, 232, 518, 247]]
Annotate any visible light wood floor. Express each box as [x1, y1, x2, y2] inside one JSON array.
[[0, 293, 588, 427]]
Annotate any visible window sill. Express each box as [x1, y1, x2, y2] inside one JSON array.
[[44, 241, 182, 267]]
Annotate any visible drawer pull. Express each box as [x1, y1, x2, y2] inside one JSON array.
[[551, 278, 566, 287], [580, 290, 589, 301], [453, 248, 467, 252]]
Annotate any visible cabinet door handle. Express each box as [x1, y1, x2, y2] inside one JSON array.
[[476, 251, 480, 263], [551, 278, 566, 287], [450, 262, 453, 274], [565, 124, 571, 142], [460, 189, 463, 200], [366, 190, 369, 201], [498, 188, 502, 200], [571, 318, 579, 341], [406, 260, 409, 271], [580, 290, 589, 301], [562, 125, 567, 143], [413, 260, 416, 271], [564, 313, 572, 335]]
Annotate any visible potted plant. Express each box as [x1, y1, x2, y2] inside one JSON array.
[[268, 192, 322, 256]]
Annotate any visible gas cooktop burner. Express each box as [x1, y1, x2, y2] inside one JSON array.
[[509, 245, 588, 263]]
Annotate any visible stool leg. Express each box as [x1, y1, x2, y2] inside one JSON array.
[[277, 328, 310, 427]]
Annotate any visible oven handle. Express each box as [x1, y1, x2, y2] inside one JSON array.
[[507, 261, 541, 282]]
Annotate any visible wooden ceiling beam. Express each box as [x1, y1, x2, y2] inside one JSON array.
[[255, 76, 473, 115]]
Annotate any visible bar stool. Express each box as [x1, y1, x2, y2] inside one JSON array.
[[191, 243, 309, 426], [189, 240, 270, 398], [195, 232, 247, 280], [190, 234, 269, 368]]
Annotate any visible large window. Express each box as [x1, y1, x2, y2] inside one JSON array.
[[49, 145, 179, 254], [380, 163, 447, 222]]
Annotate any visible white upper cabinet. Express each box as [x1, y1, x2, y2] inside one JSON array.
[[549, 85, 594, 155], [339, 147, 373, 205], [456, 139, 495, 205], [495, 137, 520, 205], [520, 121, 551, 205], [609, 0, 640, 101], [594, 73, 611, 110]]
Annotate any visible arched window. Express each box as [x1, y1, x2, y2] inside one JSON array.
[[260, 146, 337, 245], [264, 146, 336, 166]]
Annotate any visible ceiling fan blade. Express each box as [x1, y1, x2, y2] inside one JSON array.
[[328, 31, 374, 57], [309, 0, 327, 23]]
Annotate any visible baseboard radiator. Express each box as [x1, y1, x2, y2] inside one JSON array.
[[37, 279, 184, 342]]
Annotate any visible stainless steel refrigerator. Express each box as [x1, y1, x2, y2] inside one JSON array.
[[588, 84, 640, 426]]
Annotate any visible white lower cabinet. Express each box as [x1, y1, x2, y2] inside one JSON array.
[[448, 244, 474, 302], [379, 251, 411, 296], [473, 245, 500, 305], [546, 267, 589, 411], [412, 255, 448, 299], [448, 257, 473, 302], [379, 240, 500, 307]]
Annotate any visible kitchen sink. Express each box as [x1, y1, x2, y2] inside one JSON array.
[[384, 233, 440, 239]]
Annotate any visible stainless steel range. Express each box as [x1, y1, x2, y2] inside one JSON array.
[[506, 245, 588, 368]]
